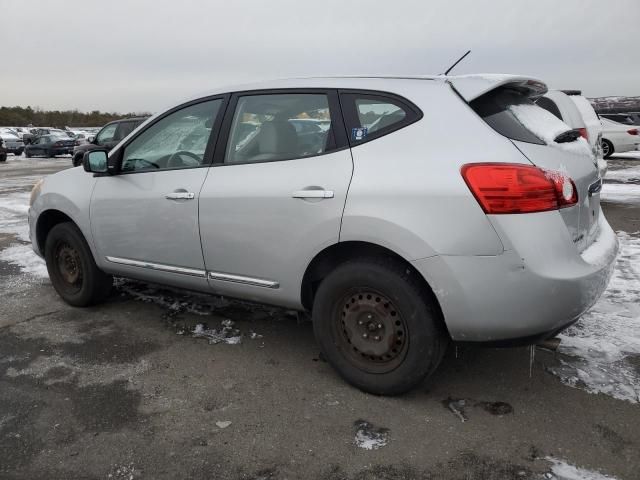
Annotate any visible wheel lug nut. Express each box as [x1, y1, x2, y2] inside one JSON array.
[[362, 333, 368, 339], [367, 314, 372, 320], [358, 320, 364, 325], [374, 336, 380, 341], [377, 323, 383, 329]]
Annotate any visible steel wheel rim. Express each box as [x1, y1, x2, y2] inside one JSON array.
[[55, 241, 83, 293], [335, 289, 409, 374], [602, 142, 609, 156]]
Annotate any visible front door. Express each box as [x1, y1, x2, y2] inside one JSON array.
[[199, 90, 353, 307], [90, 98, 225, 290]]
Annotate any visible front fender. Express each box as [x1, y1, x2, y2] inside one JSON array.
[[30, 168, 98, 259]]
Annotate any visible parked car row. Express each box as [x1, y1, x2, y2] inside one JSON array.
[[71, 117, 148, 166], [30, 74, 619, 395]]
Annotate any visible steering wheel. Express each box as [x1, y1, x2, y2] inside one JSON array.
[[167, 150, 201, 168]]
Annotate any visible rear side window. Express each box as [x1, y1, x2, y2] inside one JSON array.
[[535, 97, 563, 120], [116, 121, 138, 141], [340, 92, 421, 145], [470, 89, 545, 145]]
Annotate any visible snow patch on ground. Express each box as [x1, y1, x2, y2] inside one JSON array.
[[353, 420, 389, 450], [545, 457, 619, 480], [601, 183, 640, 205], [550, 232, 640, 403], [0, 243, 48, 278], [190, 320, 243, 345], [604, 165, 640, 183]]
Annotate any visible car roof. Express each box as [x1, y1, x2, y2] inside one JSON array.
[[179, 74, 545, 104]]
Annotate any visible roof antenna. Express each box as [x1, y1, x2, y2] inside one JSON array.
[[441, 50, 471, 76]]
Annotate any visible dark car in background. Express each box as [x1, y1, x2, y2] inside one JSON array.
[[24, 135, 76, 158], [0, 138, 7, 162], [72, 117, 147, 166]]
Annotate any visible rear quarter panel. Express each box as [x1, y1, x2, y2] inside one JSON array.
[[341, 80, 531, 259]]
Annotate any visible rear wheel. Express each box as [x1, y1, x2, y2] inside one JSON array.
[[72, 153, 83, 167], [312, 258, 448, 395], [0, 153, 6, 162], [602, 139, 614, 159], [44, 222, 112, 306], [25, 150, 32, 158]]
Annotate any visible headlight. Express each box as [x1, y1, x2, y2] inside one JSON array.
[[30, 179, 44, 206]]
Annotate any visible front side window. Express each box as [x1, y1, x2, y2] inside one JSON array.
[[340, 92, 420, 145], [225, 93, 334, 164], [121, 99, 222, 172], [96, 124, 117, 145]]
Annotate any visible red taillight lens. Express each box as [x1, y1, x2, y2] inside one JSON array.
[[461, 163, 578, 214], [627, 128, 639, 136], [578, 128, 589, 140], [53, 141, 62, 146]]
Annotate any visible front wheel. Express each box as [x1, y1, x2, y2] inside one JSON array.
[[602, 139, 614, 159], [312, 258, 448, 395], [44, 222, 113, 306], [0, 153, 6, 162]]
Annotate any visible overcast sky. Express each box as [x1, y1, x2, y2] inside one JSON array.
[[2, 0, 639, 113]]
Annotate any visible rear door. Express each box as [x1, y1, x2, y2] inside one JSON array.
[[198, 89, 352, 307], [469, 87, 601, 251]]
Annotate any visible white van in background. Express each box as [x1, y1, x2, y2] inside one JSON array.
[[536, 90, 605, 174]]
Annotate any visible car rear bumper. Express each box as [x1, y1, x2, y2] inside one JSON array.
[[412, 211, 618, 343]]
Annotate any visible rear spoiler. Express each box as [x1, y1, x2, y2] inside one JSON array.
[[446, 74, 548, 102]]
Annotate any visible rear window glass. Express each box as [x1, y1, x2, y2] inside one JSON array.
[[470, 89, 545, 144], [535, 97, 563, 120]]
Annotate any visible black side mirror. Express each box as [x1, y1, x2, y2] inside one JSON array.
[[83, 150, 109, 173]]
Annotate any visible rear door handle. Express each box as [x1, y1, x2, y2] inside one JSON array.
[[292, 190, 334, 199], [165, 191, 195, 200]]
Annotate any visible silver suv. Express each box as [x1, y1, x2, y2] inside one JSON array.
[[29, 75, 618, 394]]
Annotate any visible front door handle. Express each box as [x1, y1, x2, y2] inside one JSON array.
[[165, 191, 195, 200], [292, 189, 334, 199]]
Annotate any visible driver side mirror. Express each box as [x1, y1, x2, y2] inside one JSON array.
[[83, 150, 108, 173]]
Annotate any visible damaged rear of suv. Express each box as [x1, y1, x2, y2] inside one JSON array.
[[29, 74, 618, 395]]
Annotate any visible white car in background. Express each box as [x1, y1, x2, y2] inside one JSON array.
[[0, 129, 25, 155], [536, 90, 603, 162], [600, 117, 640, 158]]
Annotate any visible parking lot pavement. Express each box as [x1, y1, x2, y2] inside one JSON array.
[[0, 154, 639, 480]]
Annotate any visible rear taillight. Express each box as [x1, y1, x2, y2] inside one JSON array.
[[54, 141, 62, 147], [627, 129, 639, 136], [461, 163, 578, 214], [578, 128, 589, 140]]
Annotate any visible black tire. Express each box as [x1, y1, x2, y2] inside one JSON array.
[[0, 153, 6, 162], [25, 150, 32, 158], [602, 139, 614, 159], [72, 154, 83, 167], [44, 222, 113, 307], [312, 257, 448, 395]]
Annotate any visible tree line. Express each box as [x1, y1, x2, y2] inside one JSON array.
[[0, 106, 150, 128]]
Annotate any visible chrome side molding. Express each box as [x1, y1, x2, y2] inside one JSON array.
[[208, 271, 279, 289], [105, 256, 206, 277], [105, 256, 279, 289]]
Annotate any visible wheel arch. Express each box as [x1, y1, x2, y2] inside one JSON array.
[[35, 209, 77, 254], [300, 240, 448, 336]]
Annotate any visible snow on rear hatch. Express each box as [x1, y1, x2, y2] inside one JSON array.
[[468, 81, 601, 252]]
